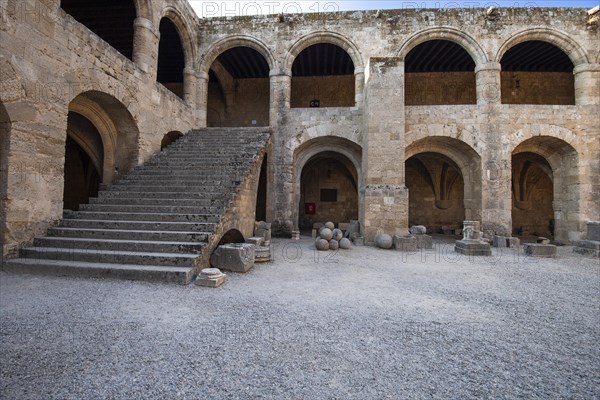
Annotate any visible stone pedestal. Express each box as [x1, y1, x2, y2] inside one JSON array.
[[524, 243, 557, 258], [254, 221, 272, 242], [195, 268, 226, 288], [210, 243, 255, 273], [455, 221, 491, 256], [574, 222, 600, 258], [393, 235, 417, 252]]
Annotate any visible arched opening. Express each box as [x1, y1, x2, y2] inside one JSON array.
[[207, 47, 270, 127], [161, 131, 183, 150], [406, 137, 482, 227], [68, 91, 139, 185], [157, 17, 185, 99], [298, 152, 358, 232], [405, 40, 476, 105], [218, 229, 246, 245], [406, 153, 465, 234], [60, 0, 136, 60], [512, 153, 554, 239], [291, 43, 355, 108], [1, 101, 10, 255], [255, 157, 268, 222], [512, 137, 579, 242], [63, 112, 103, 211], [501, 41, 574, 105]]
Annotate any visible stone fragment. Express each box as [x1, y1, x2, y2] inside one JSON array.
[[246, 236, 264, 246], [493, 235, 508, 248], [524, 243, 557, 258], [375, 234, 393, 249], [587, 222, 600, 241], [313, 222, 324, 230], [324, 221, 335, 230], [338, 223, 349, 232], [320, 228, 333, 241], [393, 235, 417, 252], [254, 221, 272, 242], [537, 237, 550, 245], [312, 229, 318, 239], [195, 268, 226, 288], [339, 238, 352, 249], [210, 243, 255, 273], [344, 220, 360, 238], [255, 246, 272, 263], [410, 225, 427, 235], [315, 238, 329, 251], [507, 237, 520, 248], [414, 234, 433, 249], [291, 230, 300, 240], [332, 228, 343, 241], [329, 240, 339, 251], [396, 228, 410, 237]]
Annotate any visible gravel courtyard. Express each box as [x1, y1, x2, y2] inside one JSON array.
[[1, 237, 599, 399]]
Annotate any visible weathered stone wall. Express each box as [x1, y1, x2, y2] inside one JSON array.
[[291, 75, 355, 108], [405, 72, 476, 105], [208, 78, 270, 127], [501, 72, 575, 104]]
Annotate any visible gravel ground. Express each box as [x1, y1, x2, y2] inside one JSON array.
[[1, 237, 599, 399]]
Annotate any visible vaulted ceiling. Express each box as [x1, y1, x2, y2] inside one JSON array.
[[501, 41, 573, 72], [405, 40, 475, 73]]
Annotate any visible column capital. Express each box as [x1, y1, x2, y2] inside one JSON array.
[[475, 62, 502, 73]]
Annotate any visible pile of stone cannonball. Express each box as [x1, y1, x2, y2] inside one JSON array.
[[315, 221, 352, 251]]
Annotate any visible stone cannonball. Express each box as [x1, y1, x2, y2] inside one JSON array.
[[324, 221, 335, 230], [332, 228, 343, 241], [315, 238, 330, 251], [375, 234, 393, 249], [319, 228, 333, 241], [339, 238, 352, 249], [329, 240, 339, 251]]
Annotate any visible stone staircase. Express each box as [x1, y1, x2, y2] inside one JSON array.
[[3, 128, 271, 284]]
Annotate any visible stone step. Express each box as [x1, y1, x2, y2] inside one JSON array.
[[80, 204, 222, 215], [34, 236, 206, 254], [120, 175, 246, 182], [89, 197, 221, 207], [48, 227, 210, 242], [105, 185, 239, 193], [112, 180, 242, 188], [20, 247, 199, 268], [127, 170, 246, 177], [2, 258, 194, 285], [60, 219, 216, 233], [97, 191, 224, 200], [67, 211, 221, 223]]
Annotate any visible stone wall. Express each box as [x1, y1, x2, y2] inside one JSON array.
[[405, 72, 476, 105], [291, 75, 355, 108], [501, 72, 575, 104]]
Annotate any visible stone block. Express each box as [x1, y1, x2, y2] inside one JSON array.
[[507, 237, 520, 248], [523, 243, 557, 258], [455, 240, 492, 256], [312, 229, 317, 239], [344, 220, 360, 239], [414, 234, 433, 249], [393, 235, 417, 252], [210, 243, 255, 273], [195, 268, 226, 288], [246, 237, 264, 246], [254, 221, 272, 242], [573, 240, 600, 258], [537, 237, 551, 245], [587, 222, 600, 241], [493, 235, 508, 248]]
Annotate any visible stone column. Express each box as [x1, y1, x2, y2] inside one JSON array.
[[361, 58, 408, 242], [266, 72, 294, 235], [475, 62, 502, 105], [132, 17, 160, 80], [354, 68, 365, 108], [574, 63, 600, 106], [182, 67, 198, 108], [196, 71, 209, 127]]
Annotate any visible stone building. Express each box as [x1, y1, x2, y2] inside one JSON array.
[[1, 1, 598, 278]]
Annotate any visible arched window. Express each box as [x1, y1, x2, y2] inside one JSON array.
[[405, 40, 476, 105], [157, 18, 186, 99]]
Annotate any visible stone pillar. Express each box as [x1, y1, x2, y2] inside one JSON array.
[[354, 68, 365, 108], [132, 17, 160, 80], [196, 71, 209, 127], [361, 58, 408, 242], [475, 62, 502, 105], [267, 72, 294, 235], [182, 67, 197, 108], [574, 63, 600, 106]]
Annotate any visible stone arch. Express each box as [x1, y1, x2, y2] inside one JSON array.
[[161, 130, 183, 150], [218, 229, 246, 245], [292, 137, 362, 230], [283, 31, 364, 75], [496, 28, 589, 67], [200, 36, 276, 76], [511, 135, 580, 242], [398, 27, 488, 67], [159, 6, 197, 69], [68, 91, 140, 184], [406, 137, 483, 223]]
